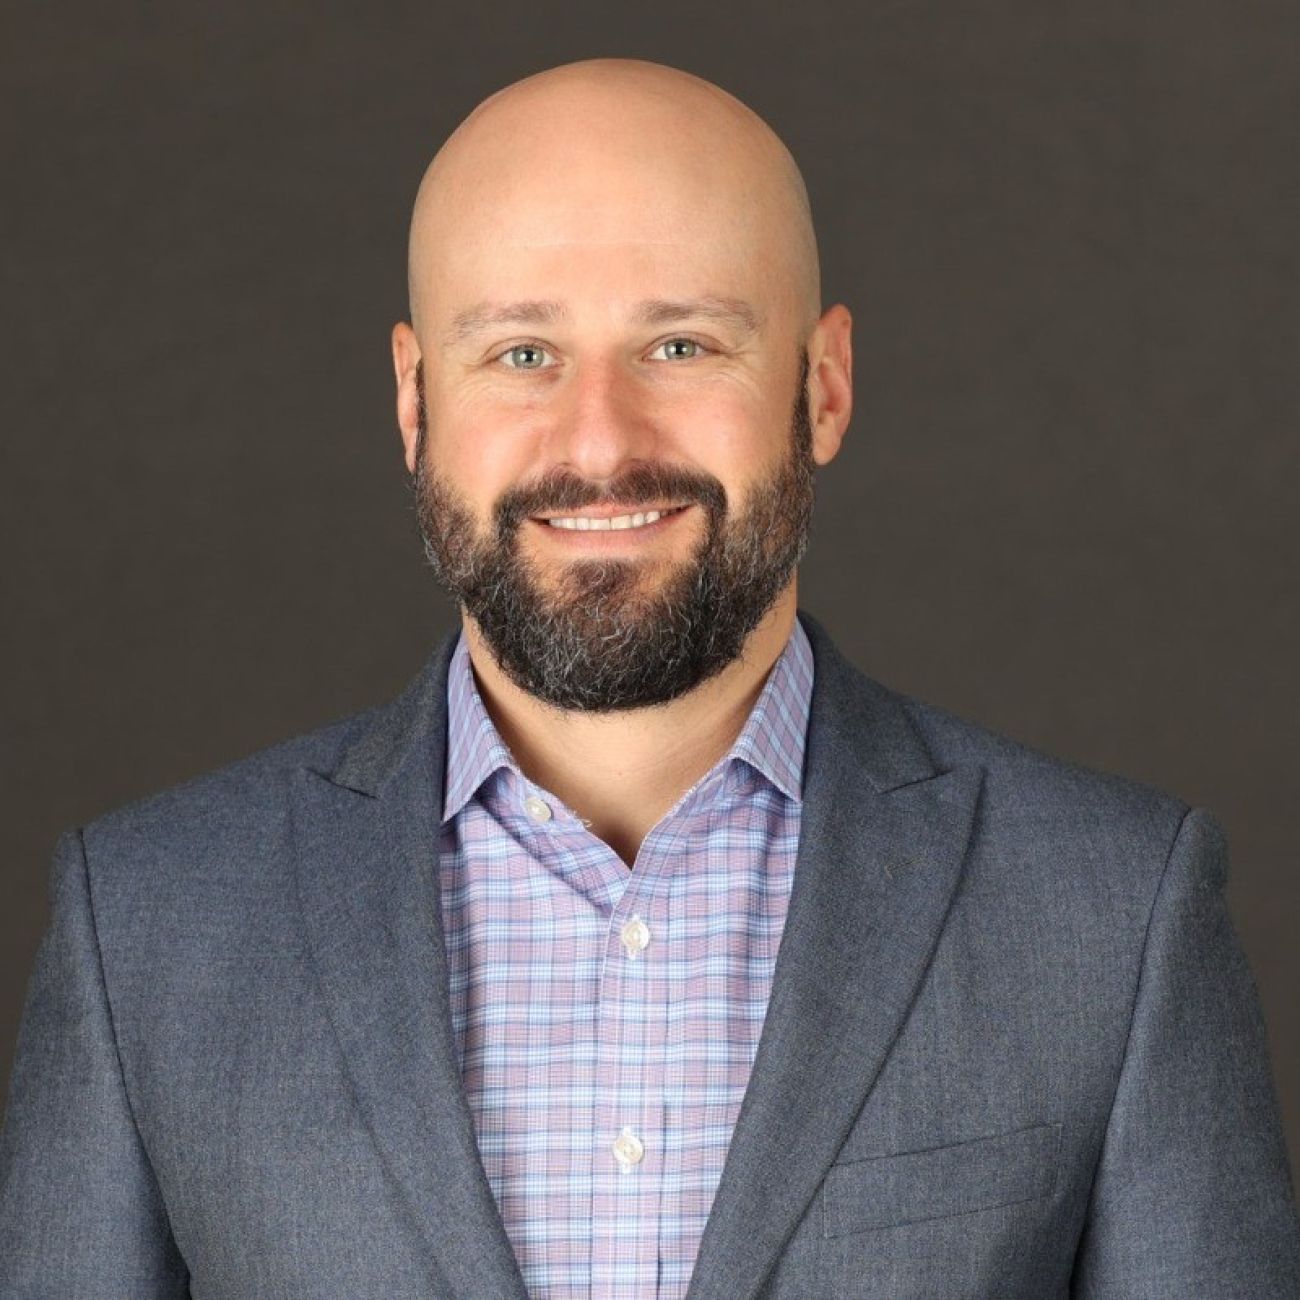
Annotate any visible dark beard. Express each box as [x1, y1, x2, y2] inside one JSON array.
[[410, 350, 814, 712]]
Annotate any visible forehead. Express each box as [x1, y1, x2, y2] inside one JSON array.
[[413, 122, 789, 334], [440, 197, 759, 288]]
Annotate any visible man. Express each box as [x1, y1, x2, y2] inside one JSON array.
[[1, 56, 1297, 1299]]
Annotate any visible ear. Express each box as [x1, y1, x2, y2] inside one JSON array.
[[806, 304, 852, 466], [391, 321, 423, 476]]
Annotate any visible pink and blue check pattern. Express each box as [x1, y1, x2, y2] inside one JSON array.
[[438, 619, 813, 1299]]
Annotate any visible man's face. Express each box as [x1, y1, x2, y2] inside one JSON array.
[[412, 349, 814, 711], [401, 80, 836, 711]]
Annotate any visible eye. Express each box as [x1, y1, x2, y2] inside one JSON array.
[[650, 337, 707, 361], [496, 342, 555, 370]]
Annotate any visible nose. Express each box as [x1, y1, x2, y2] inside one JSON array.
[[544, 354, 663, 486]]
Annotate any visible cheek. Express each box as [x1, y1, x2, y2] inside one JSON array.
[[657, 388, 786, 484], [429, 396, 542, 512]]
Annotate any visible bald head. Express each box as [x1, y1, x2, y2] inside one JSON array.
[[405, 58, 820, 346]]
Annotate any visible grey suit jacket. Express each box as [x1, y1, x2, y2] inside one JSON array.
[[3, 610, 1298, 1298]]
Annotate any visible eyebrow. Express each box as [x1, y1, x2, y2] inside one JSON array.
[[443, 295, 763, 346]]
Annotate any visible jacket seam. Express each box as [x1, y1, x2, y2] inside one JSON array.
[[1076, 803, 1196, 1227], [73, 826, 184, 1251]]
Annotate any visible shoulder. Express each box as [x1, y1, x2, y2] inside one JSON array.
[[74, 698, 384, 883], [800, 611, 1197, 899], [802, 605, 1191, 848], [884, 682, 1193, 896], [909, 686, 1185, 826]]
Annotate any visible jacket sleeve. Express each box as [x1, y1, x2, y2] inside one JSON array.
[[1071, 806, 1300, 1296], [0, 828, 189, 1296]]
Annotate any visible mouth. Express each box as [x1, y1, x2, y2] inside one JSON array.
[[529, 503, 694, 533]]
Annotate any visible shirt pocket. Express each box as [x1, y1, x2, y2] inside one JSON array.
[[822, 1120, 1062, 1237]]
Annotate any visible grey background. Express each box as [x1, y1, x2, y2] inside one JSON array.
[[3, 0, 1296, 1184]]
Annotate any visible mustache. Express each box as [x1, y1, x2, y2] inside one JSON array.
[[493, 463, 727, 533]]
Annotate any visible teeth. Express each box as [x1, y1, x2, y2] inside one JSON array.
[[546, 508, 672, 531]]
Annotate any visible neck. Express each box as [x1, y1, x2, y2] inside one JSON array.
[[460, 585, 798, 867]]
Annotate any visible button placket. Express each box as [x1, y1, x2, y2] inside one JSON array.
[[592, 861, 668, 1296]]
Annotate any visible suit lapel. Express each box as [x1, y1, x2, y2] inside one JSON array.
[[684, 613, 984, 1300], [291, 628, 530, 1300]]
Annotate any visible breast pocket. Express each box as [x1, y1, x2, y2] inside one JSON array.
[[822, 1121, 1062, 1237]]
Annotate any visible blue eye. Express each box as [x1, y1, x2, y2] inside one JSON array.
[[499, 343, 552, 369], [653, 338, 703, 360]]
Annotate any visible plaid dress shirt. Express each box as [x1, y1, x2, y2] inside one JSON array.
[[438, 618, 813, 1298]]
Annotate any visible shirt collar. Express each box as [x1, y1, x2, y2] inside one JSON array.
[[441, 634, 517, 824], [441, 616, 814, 825], [728, 615, 813, 802]]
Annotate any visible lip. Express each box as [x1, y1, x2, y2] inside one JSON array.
[[528, 503, 695, 541]]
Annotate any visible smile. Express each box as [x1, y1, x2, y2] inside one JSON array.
[[534, 504, 693, 532]]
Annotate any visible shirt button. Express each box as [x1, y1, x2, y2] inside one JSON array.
[[620, 917, 651, 958], [612, 1127, 644, 1170], [523, 794, 552, 823]]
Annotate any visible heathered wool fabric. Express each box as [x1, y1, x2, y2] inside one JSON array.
[[438, 619, 813, 1298]]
